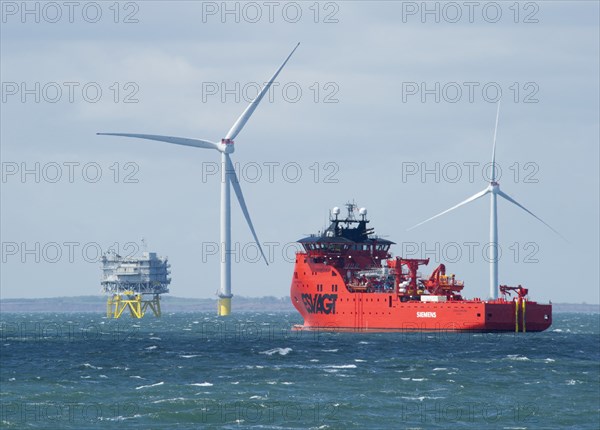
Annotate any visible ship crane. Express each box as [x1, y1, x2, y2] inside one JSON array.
[[421, 263, 465, 296], [386, 257, 429, 296], [499, 285, 530, 333], [499, 285, 529, 299]]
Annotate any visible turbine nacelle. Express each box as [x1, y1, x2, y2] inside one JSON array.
[[220, 139, 235, 153]]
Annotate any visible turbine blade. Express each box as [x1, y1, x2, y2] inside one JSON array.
[[408, 188, 490, 231], [97, 133, 218, 150], [225, 43, 300, 141], [491, 100, 501, 182], [497, 189, 566, 240], [226, 156, 269, 265]]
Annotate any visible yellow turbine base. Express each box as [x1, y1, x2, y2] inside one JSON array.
[[218, 298, 232, 316]]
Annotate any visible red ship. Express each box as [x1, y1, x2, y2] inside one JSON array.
[[290, 203, 552, 332]]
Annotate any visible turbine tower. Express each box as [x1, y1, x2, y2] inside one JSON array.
[[408, 102, 562, 300], [98, 43, 300, 316]]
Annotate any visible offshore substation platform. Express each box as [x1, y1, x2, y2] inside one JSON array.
[[101, 250, 171, 318]]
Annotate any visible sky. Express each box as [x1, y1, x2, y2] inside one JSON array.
[[1, 1, 598, 304]]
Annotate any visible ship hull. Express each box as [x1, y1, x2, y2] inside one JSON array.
[[291, 258, 552, 332]]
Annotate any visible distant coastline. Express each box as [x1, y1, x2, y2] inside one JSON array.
[[0, 296, 598, 314]]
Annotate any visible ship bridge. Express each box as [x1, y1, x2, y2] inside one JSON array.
[[297, 203, 394, 267]]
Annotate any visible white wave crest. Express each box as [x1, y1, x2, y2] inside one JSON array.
[[506, 355, 530, 361], [82, 363, 102, 369], [135, 381, 164, 390], [260, 347, 292, 356], [152, 397, 187, 404]]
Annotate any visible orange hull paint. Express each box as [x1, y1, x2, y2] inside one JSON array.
[[290, 255, 552, 332]]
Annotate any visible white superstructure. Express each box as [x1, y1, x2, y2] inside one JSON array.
[[101, 250, 171, 295]]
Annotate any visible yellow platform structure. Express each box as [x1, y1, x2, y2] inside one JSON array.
[[106, 292, 162, 319], [217, 297, 232, 316]]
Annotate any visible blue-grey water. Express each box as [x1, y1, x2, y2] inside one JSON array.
[[1, 312, 598, 429]]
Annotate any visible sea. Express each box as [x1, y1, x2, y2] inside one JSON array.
[[1, 312, 598, 429]]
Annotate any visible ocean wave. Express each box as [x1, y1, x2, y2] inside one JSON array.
[[190, 382, 213, 387], [321, 349, 339, 352], [82, 363, 102, 370], [260, 347, 292, 356], [506, 355, 530, 361], [179, 354, 200, 358], [98, 414, 142, 421], [135, 381, 164, 390], [401, 395, 445, 401], [145, 346, 158, 350], [152, 397, 187, 404], [324, 364, 357, 369]]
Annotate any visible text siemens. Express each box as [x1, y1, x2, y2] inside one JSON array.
[[416, 312, 437, 318]]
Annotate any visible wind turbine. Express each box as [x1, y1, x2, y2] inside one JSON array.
[[408, 102, 562, 300], [98, 43, 300, 316]]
